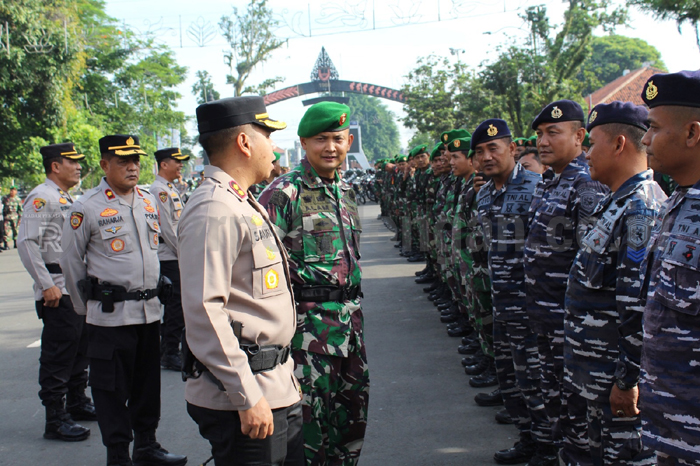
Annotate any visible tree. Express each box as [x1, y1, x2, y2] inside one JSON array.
[[346, 94, 400, 162], [219, 0, 286, 96], [632, 0, 700, 50], [578, 35, 667, 95], [192, 70, 220, 104]]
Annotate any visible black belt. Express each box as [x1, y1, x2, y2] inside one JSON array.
[[45, 263, 62, 274], [200, 344, 292, 391], [293, 285, 362, 303]]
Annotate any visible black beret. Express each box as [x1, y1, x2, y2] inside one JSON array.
[[196, 96, 286, 135], [39, 143, 85, 161], [99, 135, 147, 157], [471, 119, 511, 150], [155, 147, 190, 162], [531, 99, 584, 130], [587, 101, 649, 132], [642, 69, 700, 108]]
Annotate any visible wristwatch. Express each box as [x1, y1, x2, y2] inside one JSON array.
[[615, 379, 636, 391]]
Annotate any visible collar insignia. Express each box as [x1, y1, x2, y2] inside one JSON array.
[[105, 189, 115, 200]]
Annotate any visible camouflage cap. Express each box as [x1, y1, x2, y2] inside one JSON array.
[[297, 101, 350, 137]]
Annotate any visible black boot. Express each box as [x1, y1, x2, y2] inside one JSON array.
[[66, 389, 97, 421], [457, 339, 482, 355], [495, 408, 514, 424], [415, 266, 429, 276], [132, 431, 187, 466], [474, 388, 504, 407], [108, 443, 133, 466], [469, 358, 498, 388], [415, 274, 435, 284], [464, 355, 490, 376], [44, 401, 90, 442], [526, 444, 559, 466], [423, 281, 440, 293], [160, 352, 182, 372], [494, 434, 537, 465]]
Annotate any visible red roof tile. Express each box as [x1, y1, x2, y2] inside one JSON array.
[[584, 66, 665, 112]]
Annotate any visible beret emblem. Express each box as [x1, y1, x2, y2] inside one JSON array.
[[646, 81, 658, 100], [551, 106, 563, 119], [589, 110, 597, 123], [487, 125, 498, 137]]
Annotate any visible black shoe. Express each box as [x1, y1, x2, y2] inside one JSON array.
[[407, 253, 425, 262], [415, 275, 435, 284], [415, 267, 429, 276], [423, 282, 440, 293], [446, 321, 460, 330], [464, 356, 490, 376], [447, 325, 471, 337], [66, 391, 97, 421], [390, 234, 399, 241], [108, 443, 133, 466], [160, 353, 182, 372], [495, 408, 514, 424], [526, 445, 559, 466], [437, 301, 452, 311], [44, 404, 90, 442], [494, 438, 537, 465], [440, 314, 458, 323], [474, 389, 504, 407], [133, 433, 187, 466], [461, 352, 484, 366], [469, 359, 498, 388], [457, 340, 481, 355]]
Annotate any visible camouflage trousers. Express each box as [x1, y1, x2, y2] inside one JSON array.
[[4, 218, 18, 243], [538, 331, 590, 465], [493, 319, 552, 446], [657, 453, 700, 466], [292, 337, 370, 466], [586, 401, 656, 466], [464, 271, 494, 357]]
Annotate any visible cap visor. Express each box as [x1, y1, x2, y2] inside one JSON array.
[[254, 118, 287, 131], [114, 149, 148, 156], [172, 155, 190, 161], [64, 154, 86, 161]]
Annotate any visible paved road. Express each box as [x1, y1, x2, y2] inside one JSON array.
[[0, 203, 516, 466]]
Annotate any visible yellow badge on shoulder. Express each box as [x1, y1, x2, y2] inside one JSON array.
[[110, 238, 125, 252], [265, 247, 276, 260], [265, 269, 279, 290], [101, 208, 118, 217], [33, 198, 46, 212], [70, 212, 84, 229], [251, 215, 263, 226]]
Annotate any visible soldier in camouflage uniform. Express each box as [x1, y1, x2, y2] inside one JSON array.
[[417, 144, 443, 286], [3, 186, 23, 248], [259, 102, 369, 466], [425, 144, 450, 301], [250, 151, 283, 199], [411, 146, 431, 265], [393, 155, 409, 252], [564, 101, 664, 466], [638, 70, 700, 466], [525, 100, 609, 466], [473, 119, 555, 466]]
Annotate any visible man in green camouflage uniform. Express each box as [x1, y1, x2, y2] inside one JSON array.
[[3, 186, 23, 249], [425, 144, 450, 300], [259, 102, 369, 466], [409, 146, 431, 265], [250, 151, 283, 199]]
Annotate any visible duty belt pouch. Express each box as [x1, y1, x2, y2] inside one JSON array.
[[157, 275, 173, 305], [100, 288, 116, 313]]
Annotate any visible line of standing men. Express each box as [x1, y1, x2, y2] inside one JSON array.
[[377, 69, 700, 466]]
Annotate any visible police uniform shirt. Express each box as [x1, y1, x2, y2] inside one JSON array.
[[18, 179, 74, 301], [60, 178, 162, 327], [524, 153, 609, 334], [150, 174, 184, 261], [477, 163, 541, 321], [178, 165, 300, 412], [640, 180, 700, 459], [564, 170, 666, 402]]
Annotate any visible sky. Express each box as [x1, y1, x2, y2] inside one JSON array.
[[104, 0, 700, 152]]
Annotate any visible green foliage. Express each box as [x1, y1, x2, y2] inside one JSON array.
[[632, 0, 700, 50], [347, 94, 400, 162], [578, 35, 666, 95], [192, 70, 220, 104], [219, 0, 286, 96], [407, 132, 436, 152]]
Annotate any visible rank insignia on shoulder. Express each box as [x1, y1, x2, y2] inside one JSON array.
[[251, 214, 263, 226], [265, 269, 279, 289], [59, 197, 68, 204], [145, 206, 155, 213], [110, 238, 125, 252], [152, 221, 160, 231], [33, 198, 46, 212], [100, 208, 119, 217], [105, 226, 122, 234], [229, 181, 247, 199], [70, 212, 84, 229], [159, 192, 168, 203], [105, 189, 116, 200], [153, 233, 159, 246], [167, 183, 173, 189]]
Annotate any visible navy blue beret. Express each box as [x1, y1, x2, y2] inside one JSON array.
[[642, 69, 700, 108], [471, 119, 512, 150], [531, 99, 584, 130], [586, 101, 649, 132]]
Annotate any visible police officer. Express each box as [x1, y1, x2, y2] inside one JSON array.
[[473, 119, 554, 466], [564, 101, 665, 465], [61, 135, 186, 466], [259, 101, 369, 466], [17, 143, 94, 442], [179, 96, 303, 465], [526, 100, 609, 465], [250, 151, 283, 198], [638, 70, 700, 466], [150, 147, 190, 371]]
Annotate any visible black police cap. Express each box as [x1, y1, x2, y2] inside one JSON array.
[[471, 119, 512, 150], [39, 143, 85, 161], [531, 99, 584, 131], [642, 69, 700, 108], [196, 96, 286, 135], [587, 101, 649, 133], [99, 135, 147, 157], [155, 147, 190, 162]]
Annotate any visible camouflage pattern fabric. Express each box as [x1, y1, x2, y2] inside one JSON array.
[[657, 453, 700, 466], [3, 195, 22, 242], [248, 179, 269, 199], [293, 301, 369, 466], [258, 158, 369, 463], [640, 182, 700, 462]]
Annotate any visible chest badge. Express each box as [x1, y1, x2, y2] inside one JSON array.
[[110, 238, 125, 252], [145, 206, 155, 213], [105, 226, 122, 234], [265, 247, 276, 260], [101, 208, 118, 217], [251, 214, 263, 226], [159, 192, 168, 203], [265, 269, 279, 290], [70, 212, 84, 229], [33, 198, 46, 212], [59, 197, 68, 205]]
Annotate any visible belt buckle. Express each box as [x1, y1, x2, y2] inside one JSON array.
[[137, 290, 148, 300]]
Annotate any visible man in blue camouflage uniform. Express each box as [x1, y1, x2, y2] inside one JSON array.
[[259, 102, 369, 466], [638, 70, 700, 466], [565, 101, 666, 466], [525, 100, 609, 465], [473, 119, 555, 466]]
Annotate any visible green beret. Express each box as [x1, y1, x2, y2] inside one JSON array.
[[429, 142, 444, 161], [408, 144, 428, 158], [440, 129, 472, 145], [515, 138, 527, 147], [397, 155, 408, 163], [273, 151, 282, 162], [297, 101, 351, 138], [448, 137, 471, 153], [527, 135, 538, 147], [582, 132, 590, 147]]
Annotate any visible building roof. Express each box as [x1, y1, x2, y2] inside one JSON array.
[[584, 66, 665, 112]]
